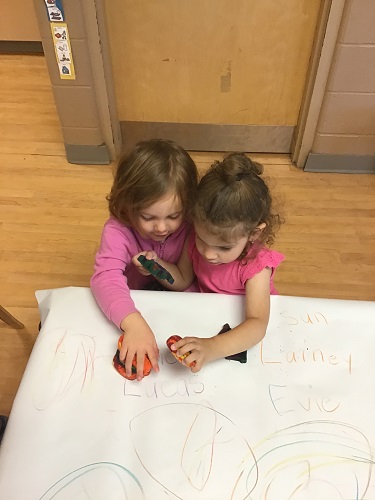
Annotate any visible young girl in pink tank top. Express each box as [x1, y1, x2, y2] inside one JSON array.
[[133, 152, 284, 372]]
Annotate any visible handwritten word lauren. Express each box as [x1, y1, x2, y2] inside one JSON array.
[[268, 384, 341, 416], [260, 341, 352, 375], [123, 378, 205, 399]]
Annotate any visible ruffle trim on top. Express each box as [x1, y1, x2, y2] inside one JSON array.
[[240, 247, 285, 283]]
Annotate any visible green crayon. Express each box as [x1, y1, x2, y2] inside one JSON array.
[[137, 255, 174, 285]]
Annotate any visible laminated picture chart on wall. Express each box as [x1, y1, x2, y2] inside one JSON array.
[[44, 0, 65, 22], [51, 22, 76, 80]]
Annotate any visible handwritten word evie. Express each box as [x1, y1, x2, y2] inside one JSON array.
[[268, 384, 341, 416]]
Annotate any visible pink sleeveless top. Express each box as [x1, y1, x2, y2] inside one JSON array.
[[188, 231, 284, 295]]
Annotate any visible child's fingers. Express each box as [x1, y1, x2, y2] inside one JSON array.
[[144, 250, 157, 261], [121, 350, 135, 378], [133, 250, 157, 262], [132, 251, 158, 276], [190, 361, 201, 373], [119, 343, 128, 363], [132, 253, 150, 275], [172, 338, 200, 369], [135, 353, 145, 381], [181, 350, 197, 367], [135, 348, 159, 380], [132, 251, 147, 266], [147, 348, 160, 374], [170, 337, 187, 351], [132, 254, 143, 268], [172, 337, 195, 355], [118, 340, 135, 379], [119, 345, 137, 379]]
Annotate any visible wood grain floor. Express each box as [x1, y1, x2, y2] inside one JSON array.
[[0, 55, 374, 415]]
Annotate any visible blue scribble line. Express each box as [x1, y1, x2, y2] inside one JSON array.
[[38, 461, 144, 500]]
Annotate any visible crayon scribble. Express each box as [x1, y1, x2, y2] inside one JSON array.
[[38, 462, 144, 500], [32, 328, 101, 410]]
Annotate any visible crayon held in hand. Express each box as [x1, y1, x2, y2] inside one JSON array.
[[113, 334, 152, 380], [166, 335, 196, 367], [137, 255, 174, 284]]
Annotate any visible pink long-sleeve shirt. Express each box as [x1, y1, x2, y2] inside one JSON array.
[[91, 218, 190, 328]]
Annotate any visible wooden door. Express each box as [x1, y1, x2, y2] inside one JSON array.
[[0, 0, 40, 41], [103, 0, 322, 152]]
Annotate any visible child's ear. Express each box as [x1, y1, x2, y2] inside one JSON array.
[[249, 223, 266, 242]]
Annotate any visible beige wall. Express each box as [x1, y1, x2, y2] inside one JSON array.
[[0, 0, 40, 41], [312, 0, 375, 156]]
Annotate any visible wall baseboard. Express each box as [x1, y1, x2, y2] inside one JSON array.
[[64, 144, 110, 165], [0, 41, 43, 54], [120, 121, 294, 153], [304, 153, 375, 173]]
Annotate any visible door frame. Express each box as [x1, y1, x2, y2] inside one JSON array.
[[291, 0, 346, 168]]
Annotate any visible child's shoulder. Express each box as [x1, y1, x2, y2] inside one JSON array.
[[96, 218, 139, 256], [100, 218, 140, 246], [242, 246, 284, 278], [253, 246, 284, 267], [103, 217, 131, 234]]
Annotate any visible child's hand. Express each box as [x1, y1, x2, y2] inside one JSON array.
[[170, 336, 216, 373], [132, 251, 158, 276], [120, 312, 160, 380]]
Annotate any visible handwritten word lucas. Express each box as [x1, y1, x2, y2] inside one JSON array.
[[123, 378, 205, 399], [260, 341, 352, 375]]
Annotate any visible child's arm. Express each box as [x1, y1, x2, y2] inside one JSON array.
[[91, 220, 160, 379], [170, 268, 271, 372], [132, 238, 195, 291]]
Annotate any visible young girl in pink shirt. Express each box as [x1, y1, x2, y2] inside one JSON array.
[[91, 139, 198, 380], [133, 152, 284, 372]]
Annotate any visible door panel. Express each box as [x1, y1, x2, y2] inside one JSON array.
[[0, 0, 40, 41], [104, 0, 321, 151]]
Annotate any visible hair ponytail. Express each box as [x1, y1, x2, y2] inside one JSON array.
[[224, 152, 263, 177]]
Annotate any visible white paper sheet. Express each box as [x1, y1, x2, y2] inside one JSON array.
[[0, 287, 374, 499]]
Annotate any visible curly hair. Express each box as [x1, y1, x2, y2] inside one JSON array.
[[194, 152, 282, 247], [108, 139, 198, 226]]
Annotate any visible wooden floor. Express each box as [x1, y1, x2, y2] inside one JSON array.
[[0, 55, 374, 416]]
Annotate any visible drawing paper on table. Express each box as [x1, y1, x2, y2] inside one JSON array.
[[0, 288, 374, 499]]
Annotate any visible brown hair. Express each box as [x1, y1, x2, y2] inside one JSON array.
[[194, 152, 282, 247], [108, 139, 198, 226]]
